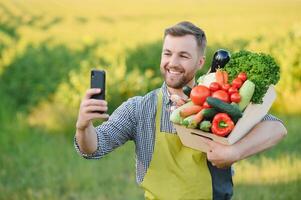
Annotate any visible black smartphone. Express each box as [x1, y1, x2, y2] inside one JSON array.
[[90, 69, 106, 101]]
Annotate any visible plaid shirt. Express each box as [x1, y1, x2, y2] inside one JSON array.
[[75, 82, 282, 192]]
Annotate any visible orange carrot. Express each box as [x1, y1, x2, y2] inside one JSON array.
[[215, 70, 224, 85], [194, 109, 205, 123], [190, 109, 205, 127], [180, 105, 203, 118], [222, 71, 228, 84]]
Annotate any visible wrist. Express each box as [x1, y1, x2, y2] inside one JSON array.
[[76, 123, 86, 131], [76, 126, 86, 132], [76, 121, 92, 131], [230, 145, 242, 163]]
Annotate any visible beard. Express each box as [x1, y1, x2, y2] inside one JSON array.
[[160, 68, 193, 89], [165, 75, 187, 89]]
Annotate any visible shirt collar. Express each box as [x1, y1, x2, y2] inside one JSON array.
[[160, 82, 173, 106]]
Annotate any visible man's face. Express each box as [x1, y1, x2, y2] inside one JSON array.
[[160, 34, 204, 89]]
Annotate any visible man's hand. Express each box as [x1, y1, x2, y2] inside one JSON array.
[[76, 88, 109, 131], [199, 120, 287, 169], [170, 94, 188, 111], [200, 137, 240, 169]]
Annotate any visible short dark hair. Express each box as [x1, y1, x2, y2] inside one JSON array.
[[164, 21, 207, 55]]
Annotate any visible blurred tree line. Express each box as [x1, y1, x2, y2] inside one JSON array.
[[0, 1, 300, 134]]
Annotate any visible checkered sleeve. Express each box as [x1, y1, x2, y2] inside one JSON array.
[[74, 97, 138, 159], [261, 114, 284, 124]]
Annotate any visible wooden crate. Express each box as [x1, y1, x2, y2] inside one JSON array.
[[175, 85, 277, 152]]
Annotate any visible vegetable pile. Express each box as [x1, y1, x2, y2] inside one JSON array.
[[171, 70, 252, 137], [170, 50, 280, 137]]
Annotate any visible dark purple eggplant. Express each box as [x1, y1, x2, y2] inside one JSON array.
[[182, 85, 192, 97], [210, 49, 231, 73]]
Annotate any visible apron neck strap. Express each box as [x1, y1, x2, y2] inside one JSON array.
[[156, 89, 163, 130]]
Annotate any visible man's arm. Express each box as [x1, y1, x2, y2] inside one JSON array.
[[201, 118, 287, 168], [75, 88, 109, 155], [75, 122, 98, 154], [74, 89, 138, 159]]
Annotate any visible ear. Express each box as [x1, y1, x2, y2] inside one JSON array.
[[198, 56, 206, 70]]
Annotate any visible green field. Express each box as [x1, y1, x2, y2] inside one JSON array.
[[0, 0, 301, 199]]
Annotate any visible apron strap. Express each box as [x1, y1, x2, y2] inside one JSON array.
[[155, 89, 163, 132]]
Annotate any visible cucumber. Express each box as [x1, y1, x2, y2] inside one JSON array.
[[199, 120, 212, 132], [170, 101, 194, 124], [238, 80, 255, 111], [231, 102, 240, 110], [202, 108, 219, 120], [206, 97, 243, 123]]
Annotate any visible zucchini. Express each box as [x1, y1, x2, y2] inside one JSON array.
[[206, 97, 243, 123], [182, 115, 198, 129], [170, 101, 194, 124], [202, 108, 219, 120], [238, 80, 255, 111]]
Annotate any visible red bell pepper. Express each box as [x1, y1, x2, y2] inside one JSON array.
[[211, 113, 234, 137]]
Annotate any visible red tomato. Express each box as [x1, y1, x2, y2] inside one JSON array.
[[232, 78, 243, 89], [190, 85, 211, 105], [203, 101, 211, 109], [230, 92, 241, 103], [228, 86, 238, 95], [238, 72, 247, 82], [221, 83, 231, 92], [209, 82, 221, 92], [212, 90, 230, 103]]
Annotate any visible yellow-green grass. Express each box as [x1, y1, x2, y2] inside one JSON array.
[[0, 102, 300, 199]]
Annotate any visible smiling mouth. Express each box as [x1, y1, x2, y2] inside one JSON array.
[[167, 69, 183, 75]]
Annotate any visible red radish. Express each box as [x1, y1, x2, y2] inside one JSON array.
[[212, 90, 230, 103], [238, 72, 247, 82], [232, 78, 243, 89], [228, 86, 238, 95], [209, 82, 221, 92], [221, 83, 231, 92], [230, 92, 241, 103]]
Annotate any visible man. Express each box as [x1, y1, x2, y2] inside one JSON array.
[[75, 21, 287, 199]]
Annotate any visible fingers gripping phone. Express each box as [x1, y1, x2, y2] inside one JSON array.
[[91, 69, 106, 113]]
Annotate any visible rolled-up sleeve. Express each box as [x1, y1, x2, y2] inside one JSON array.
[[261, 113, 284, 124], [74, 97, 138, 159]]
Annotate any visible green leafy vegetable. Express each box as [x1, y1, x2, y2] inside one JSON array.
[[224, 50, 280, 103]]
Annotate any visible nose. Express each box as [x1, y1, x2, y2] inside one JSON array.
[[169, 55, 180, 67]]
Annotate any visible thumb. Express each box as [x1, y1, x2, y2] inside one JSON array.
[[170, 94, 188, 103]]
